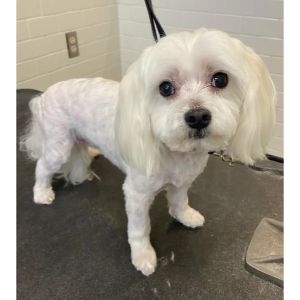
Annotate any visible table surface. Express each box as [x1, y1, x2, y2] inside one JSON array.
[[17, 89, 283, 300]]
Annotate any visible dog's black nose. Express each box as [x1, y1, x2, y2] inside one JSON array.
[[184, 108, 211, 130]]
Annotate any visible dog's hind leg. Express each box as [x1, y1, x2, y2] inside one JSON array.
[[33, 138, 74, 205]]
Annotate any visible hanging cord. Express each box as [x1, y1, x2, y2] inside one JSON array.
[[144, 0, 166, 42]]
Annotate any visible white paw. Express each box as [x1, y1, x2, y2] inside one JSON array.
[[131, 242, 157, 276], [170, 206, 205, 228], [33, 186, 55, 205]]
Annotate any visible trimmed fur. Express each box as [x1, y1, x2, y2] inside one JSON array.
[[20, 28, 276, 276]]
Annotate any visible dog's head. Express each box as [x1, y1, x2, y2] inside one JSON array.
[[116, 28, 276, 175]]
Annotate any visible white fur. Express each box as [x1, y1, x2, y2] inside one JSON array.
[[20, 28, 276, 276]]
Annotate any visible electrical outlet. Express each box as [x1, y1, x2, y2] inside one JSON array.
[[65, 31, 79, 58]]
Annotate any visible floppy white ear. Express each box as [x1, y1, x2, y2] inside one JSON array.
[[225, 46, 276, 165], [115, 47, 160, 176]]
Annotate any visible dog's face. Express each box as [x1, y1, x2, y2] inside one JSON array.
[[116, 28, 276, 175], [147, 31, 245, 154]]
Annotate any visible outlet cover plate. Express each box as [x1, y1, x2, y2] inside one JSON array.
[[65, 31, 79, 58]]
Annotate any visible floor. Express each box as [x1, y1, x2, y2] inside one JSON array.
[[17, 90, 283, 300]]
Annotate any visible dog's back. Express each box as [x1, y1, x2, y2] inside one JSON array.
[[20, 78, 123, 185]]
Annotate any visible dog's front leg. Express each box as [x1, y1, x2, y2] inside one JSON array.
[[123, 179, 156, 276], [167, 184, 205, 228]]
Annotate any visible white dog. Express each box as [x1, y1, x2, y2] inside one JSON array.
[[21, 28, 276, 276]]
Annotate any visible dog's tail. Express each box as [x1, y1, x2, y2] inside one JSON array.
[[19, 95, 44, 160], [20, 95, 98, 185], [58, 143, 94, 185]]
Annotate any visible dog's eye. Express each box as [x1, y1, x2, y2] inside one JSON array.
[[211, 72, 228, 88], [159, 81, 175, 97]]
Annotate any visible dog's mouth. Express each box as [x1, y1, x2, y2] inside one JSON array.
[[188, 129, 208, 139]]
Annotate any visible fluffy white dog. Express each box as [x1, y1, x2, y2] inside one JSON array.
[[21, 28, 276, 276]]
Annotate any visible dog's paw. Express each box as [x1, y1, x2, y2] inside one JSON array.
[[170, 206, 205, 228], [131, 242, 157, 276], [33, 186, 55, 205]]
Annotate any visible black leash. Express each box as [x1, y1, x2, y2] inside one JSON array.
[[144, 0, 166, 42]]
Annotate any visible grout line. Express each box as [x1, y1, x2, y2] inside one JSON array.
[[260, 54, 283, 60], [39, 0, 44, 16], [17, 51, 121, 84], [17, 34, 119, 64], [118, 4, 283, 21], [120, 48, 283, 61], [87, 64, 121, 77], [17, 4, 118, 21], [269, 72, 283, 77], [119, 20, 283, 40], [232, 33, 283, 41], [19, 20, 118, 43], [271, 73, 283, 78], [18, 61, 121, 85], [73, 63, 121, 78], [119, 34, 283, 55], [119, 23, 283, 41]]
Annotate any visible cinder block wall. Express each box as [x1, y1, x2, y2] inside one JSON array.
[[118, 0, 283, 157], [17, 0, 121, 91]]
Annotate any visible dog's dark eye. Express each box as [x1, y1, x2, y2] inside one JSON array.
[[159, 81, 175, 97], [211, 72, 228, 88]]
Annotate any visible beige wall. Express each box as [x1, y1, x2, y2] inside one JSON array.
[[17, 0, 121, 91]]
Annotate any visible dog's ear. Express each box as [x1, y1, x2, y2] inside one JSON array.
[[225, 46, 276, 165], [115, 47, 160, 176]]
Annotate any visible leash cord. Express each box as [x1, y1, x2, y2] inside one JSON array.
[[144, 0, 166, 42]]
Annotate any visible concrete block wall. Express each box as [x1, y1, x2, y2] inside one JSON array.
[[118, 0, 283, 157], [17, 0, 121, 91]]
